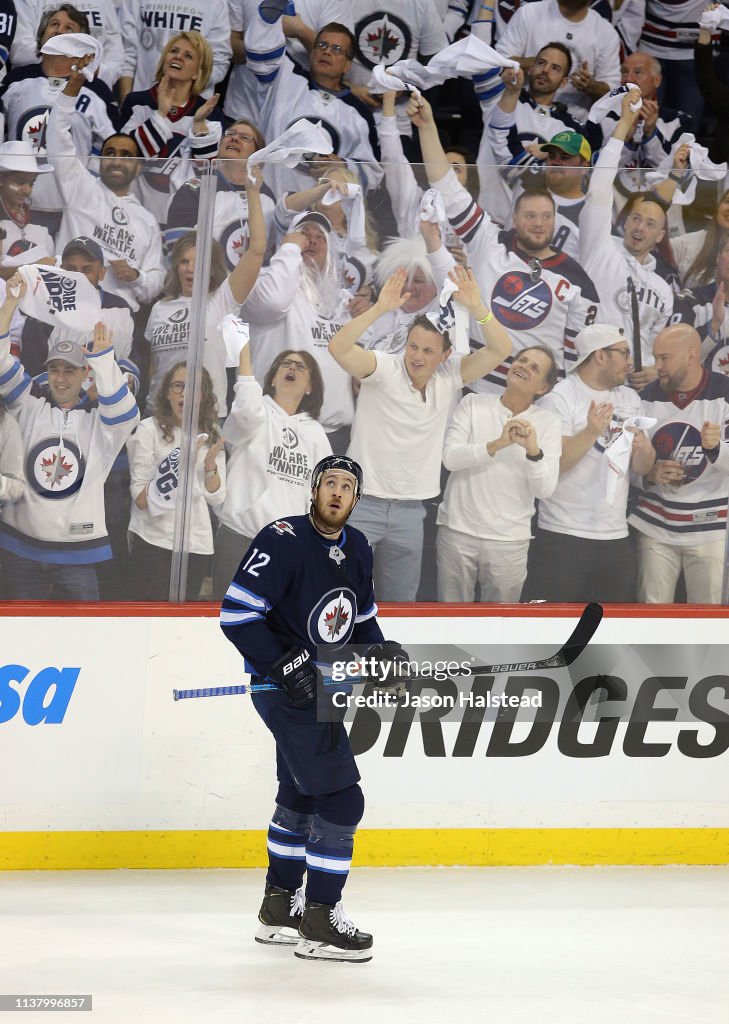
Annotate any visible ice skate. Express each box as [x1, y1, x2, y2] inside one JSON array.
[[294, 900, 373, 963], [255, 885, 305, 945]]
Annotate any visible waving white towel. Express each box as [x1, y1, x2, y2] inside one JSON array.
[[699, 6, 729, 31], [218, 314, 250, 366], [645, 133, 727, 204], [369, 35, 518, 95], [606, 416, 657, 505], [419, 188, 447, 225], [15, 264, 101, 329], [40, 33, 102, 81], [320, 182, 366, 250], [587, 83, 643, 125], [247, 119, 333, 171]]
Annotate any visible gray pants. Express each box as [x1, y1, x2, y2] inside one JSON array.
[[213, 522, 253, 601], [348, 494, 426, 601]]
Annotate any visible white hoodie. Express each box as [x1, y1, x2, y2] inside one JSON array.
[[218, 377, 331, 539]]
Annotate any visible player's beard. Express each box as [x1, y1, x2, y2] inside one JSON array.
[[310, 494, 355, 535]]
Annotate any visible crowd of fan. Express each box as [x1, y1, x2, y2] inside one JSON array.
[[0, 0, 729, 605]]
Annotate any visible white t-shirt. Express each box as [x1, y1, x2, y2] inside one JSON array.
[[496, 0, 621, 119], [537, 373, 641, 539], [348, 349, 464, 500]]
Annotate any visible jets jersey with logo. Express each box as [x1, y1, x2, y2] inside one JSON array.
[[630, 370, 729, 544], [219, 381, 332, 540], [2, 66, 116, 213], [144, 279, 237, 417], [241, 243, 356, 431], [0, 341, 139, 563], [579, 135, 674, 366], [348, 0, 448, 84], [231, 2, 381, 195], [11, 0, 125, 89], [673, 283, 729, 378], [538, 373, 641, 539], [165, 175, 276, 270], [433, 167, 599, 392], [219, 513, 384, 684], [46, 92, 165, 311]]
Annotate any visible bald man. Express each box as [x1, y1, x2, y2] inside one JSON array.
[[630, 324, 729, 603]]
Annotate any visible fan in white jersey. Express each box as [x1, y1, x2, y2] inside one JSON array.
[[212, 344, 332, 599], [127, 362, 226, 601], [165, 119, 277, 272], [240, 210, 361, 452], [630, 323, 729, 603], [523, 322, 656, 602], [144, 179, 266, 417], [579, 89, 675, 388], [2, 7, 117, 228], [0, 141, 55, 264], [412, 94, 600, 391], [11, 0, 126, 89]]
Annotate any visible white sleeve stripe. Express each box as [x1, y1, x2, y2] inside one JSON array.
[[355, 603, 378, 622], [224, 582, 270, 610], [219, 609, 264, 625]]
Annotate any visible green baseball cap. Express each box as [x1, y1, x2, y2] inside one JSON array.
[[544, 130, 592, 161]]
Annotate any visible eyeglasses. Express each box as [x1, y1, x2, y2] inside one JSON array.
[[169, 381, 186, 393], [604, 346, 631, 358], [222, 129, 257, 145], [528, 258, 542, 284], [314, 40, 352, 57], [280, 359, 308, 373]]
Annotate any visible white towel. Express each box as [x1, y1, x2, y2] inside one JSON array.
[[40, 33, 102, 81], [1, 245, 53, 267], [419, 188, 447, 225], [146, 434, 209, 516], [320, 182, 366, 250], [16, 264, 101, 329], [218, 314, 250, 366], [368, 35, 518, 95], [587, 83, 643, 125], [644, 132, 727, 204], [699, 6, 729, 31], [246, 119, 333, 172], [606, 415, 657, 505]]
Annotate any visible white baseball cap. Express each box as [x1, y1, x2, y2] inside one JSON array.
[[571, 323, 627, 371]]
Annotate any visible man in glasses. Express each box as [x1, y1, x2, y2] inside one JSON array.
[[226, 5, 380, 194], [411, 94, 600, 395], [523, 323, 656, 602]]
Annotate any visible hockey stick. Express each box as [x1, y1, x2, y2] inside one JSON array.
[[456, 601, 603, 675], [172, 603, 603, 701]]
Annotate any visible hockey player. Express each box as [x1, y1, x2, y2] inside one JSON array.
[[220, 454, 407, 963], [411, 93, 600, 393]]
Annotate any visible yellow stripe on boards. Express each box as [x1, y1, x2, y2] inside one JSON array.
[[2, 829, 728, 870]]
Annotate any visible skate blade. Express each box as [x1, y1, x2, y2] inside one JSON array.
[[294, 939, 372, 963], [255, 923, 300, 946]]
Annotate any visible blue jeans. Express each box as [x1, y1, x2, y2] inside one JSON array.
[[1, 550, 100, 601]]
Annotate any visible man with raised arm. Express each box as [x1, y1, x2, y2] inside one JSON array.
[[328, 264, 512, 600]]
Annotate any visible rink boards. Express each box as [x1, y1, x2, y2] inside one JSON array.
[[1, 602, 728, 869]]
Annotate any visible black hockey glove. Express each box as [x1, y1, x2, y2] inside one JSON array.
[[362, 640, 411, 702], [269, 647, 318, 707]]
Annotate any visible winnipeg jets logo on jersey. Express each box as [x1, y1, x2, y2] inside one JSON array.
[[355, 13, 411, 69], [652, 422, 707, 483], [491, 272, 553, 329], [18, 108, 49, 153], [220, 221, 249, 269], [270, 520, 296, 537], [710, 345, 729, 378], [27, 438, 85, 499], [308, 587, 357, 647]]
